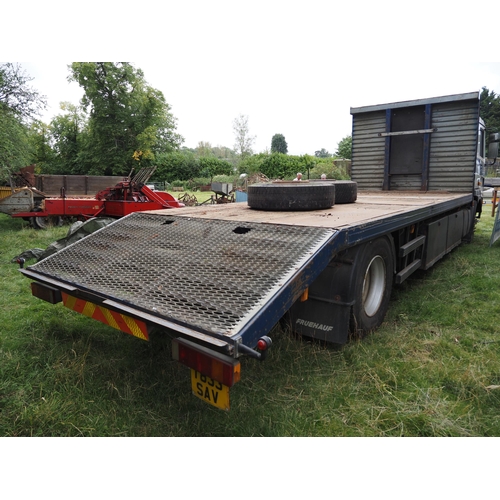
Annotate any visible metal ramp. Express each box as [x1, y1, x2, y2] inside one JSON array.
[[25, 212, 337, 349]]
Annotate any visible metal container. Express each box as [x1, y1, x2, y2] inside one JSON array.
[[211, 182, 233, 195]]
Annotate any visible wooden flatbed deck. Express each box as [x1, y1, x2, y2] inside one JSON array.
[[150, 191, 472, 229]]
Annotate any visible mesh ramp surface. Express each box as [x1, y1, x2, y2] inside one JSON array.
[[28, 212, 335, 337]]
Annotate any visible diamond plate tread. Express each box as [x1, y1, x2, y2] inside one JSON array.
[[28, 212, 335, 337]]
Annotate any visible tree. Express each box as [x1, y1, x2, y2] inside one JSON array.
[[0, 63, 47, 182], [48, 102, 88, 174], [0, 63, 47, 121], [69, 62, 183, 175], [0, 111, 33, 183], [315, 148, 331, 158], [271, 133, 288, 154], [212, 145, 237, 166], [480, 87, 500, 149], [233, 114, 255, 159], [196, 141, 213, 157], [335, 135, 352, 159], [28, 120, 56, 173], [199, 157, 233, 181]]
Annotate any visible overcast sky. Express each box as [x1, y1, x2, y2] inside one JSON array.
[[5, 2, 500, 157]]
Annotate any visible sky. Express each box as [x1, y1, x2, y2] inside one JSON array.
[[19, 61, 500, 158], [4, 1, 500, 157], [4, 1, 500, 158]]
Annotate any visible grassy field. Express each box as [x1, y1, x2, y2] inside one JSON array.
[[0, 206, 499, 437], [168, 189, 221, 205]]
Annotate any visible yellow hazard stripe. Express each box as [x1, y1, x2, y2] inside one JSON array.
[[122, 314, 148, 340], [82, 301, 96, 317], [64, 294, 77, 310], [99, 306, 120, 330], [61, 292, 148, 341]]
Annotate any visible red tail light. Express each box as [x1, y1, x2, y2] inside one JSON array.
[[172, 338, 240, 387]]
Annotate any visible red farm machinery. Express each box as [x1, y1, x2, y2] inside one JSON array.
[[0, 167, 183, 229]]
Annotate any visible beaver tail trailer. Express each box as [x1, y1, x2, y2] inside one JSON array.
[[21, 92, 486, 409]]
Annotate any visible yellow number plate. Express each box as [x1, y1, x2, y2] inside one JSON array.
[[191, 370, 230, 410]]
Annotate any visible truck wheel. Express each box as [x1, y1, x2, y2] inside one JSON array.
[[247, 182, 335, 211], [351, 237, 393, 336], [333, 181, 357, 204]]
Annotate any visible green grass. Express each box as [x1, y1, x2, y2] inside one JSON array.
[[167, 189, 219, 205], [1, 209, 500, 436]]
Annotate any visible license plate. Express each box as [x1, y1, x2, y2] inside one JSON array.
[[191, 370, 230, 410]]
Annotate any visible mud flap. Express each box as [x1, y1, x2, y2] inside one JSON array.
[[287, 298, 352, 345], [286, 254, 357, 345]]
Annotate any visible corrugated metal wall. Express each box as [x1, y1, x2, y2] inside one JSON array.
[[35, 175, 125, 196], [0, 186, 14, 200], [351, 111, 386, 189], [351, 94, 479, 192], [427, 101, 478, 192]]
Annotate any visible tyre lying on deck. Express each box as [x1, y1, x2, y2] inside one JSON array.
[[247, 182, 336, 211], [332, 180, 357, 204], [310, 180, 358, 204]]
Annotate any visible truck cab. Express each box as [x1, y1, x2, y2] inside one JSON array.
[[475, 118, 486, 203]]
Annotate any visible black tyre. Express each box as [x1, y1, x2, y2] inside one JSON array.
[[30, 215, 63, 230], [309, 179, 357, 203], [247, 182, 335, 211], [333, 180, 357, 204], [350, 237, 393, 336], [463, 201, 478, 243]]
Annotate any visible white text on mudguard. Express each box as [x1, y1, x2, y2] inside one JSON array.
[[296, 319, 334, 331]]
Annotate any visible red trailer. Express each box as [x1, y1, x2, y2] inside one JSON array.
[[3, 167, 183, 228]]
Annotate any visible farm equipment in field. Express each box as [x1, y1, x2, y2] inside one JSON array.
[[197, 181, 236, 205], [0, 167, 183, 228]]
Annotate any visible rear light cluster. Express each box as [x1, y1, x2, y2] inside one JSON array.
[[172, 338, 241, 387], [31, 281, 62, 304]]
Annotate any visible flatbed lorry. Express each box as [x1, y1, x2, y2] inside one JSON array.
[[20, 91, 486, 410]]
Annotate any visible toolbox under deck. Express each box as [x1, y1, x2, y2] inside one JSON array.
[[23, 191, 472, 350]]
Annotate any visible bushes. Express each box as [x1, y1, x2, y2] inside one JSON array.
[[155, 152, 234, 184], [155, 151, 352, 188], [239, 153, 307, 180], [199, 157, 233, 179], [310, 158, 352, 180], [237, 153, 351, 181], [237, 153, 268, 176], [155, 151, 200, 183], [260, 153, 303, 179]]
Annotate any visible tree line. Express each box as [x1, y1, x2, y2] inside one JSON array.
[[0, 62, 355, 185], [11, 64, 500, 186]]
